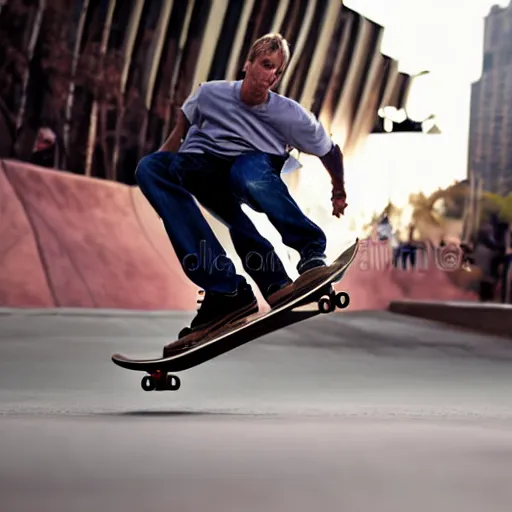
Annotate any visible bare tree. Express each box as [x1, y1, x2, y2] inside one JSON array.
[[16, 0, 45, 131], [62, 0, 90, 170], [83, 0, 116, 177], [111, 0, 144, 182]]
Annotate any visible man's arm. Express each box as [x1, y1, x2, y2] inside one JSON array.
[[159, 109, 190, 152], [285, 102, 348, 216], [320, 143, 348, 217], [320, 143, 345, 191]]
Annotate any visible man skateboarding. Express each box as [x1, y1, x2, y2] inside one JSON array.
[[134, 33, 348, 355]]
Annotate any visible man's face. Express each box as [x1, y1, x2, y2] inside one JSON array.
[[244, 51, 285, 93]]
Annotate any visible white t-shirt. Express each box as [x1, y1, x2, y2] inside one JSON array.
[[179, 80, 332, 159]]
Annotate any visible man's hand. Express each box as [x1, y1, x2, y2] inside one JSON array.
[[331, 187, 347, 217]]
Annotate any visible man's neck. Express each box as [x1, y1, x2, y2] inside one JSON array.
[[240, 80, 268, 106]]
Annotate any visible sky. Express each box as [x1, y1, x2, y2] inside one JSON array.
[[323, 0, 512, 240], [345, 0, 509, 80], [344, 0, 510, 127]]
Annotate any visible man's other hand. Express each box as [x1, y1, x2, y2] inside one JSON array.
[[331, 188, 347, 217], [332, 197, 348, 217]]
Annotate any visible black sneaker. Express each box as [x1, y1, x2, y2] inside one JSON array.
[[297, 258, 326, 274], [191, 283, 258, 330], [294, 260, 331, 290], [265, 279, 295, 308], [163, 283, 258, 357]]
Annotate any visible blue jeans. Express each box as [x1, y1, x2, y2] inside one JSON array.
[[135, 150, 326, 295]]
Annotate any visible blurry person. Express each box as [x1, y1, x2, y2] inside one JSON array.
[[501, 229, 512, 303], [134, 33, 348, 355], [474, 220, 504, 301], [376, 215, 392, 241], [30, 127, 56, 168], [376, 215, 399, 267]]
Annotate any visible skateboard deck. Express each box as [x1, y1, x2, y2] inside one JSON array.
[[112, 239, 360, 391]]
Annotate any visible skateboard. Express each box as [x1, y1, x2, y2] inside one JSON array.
[[112, 239, 360, 391]]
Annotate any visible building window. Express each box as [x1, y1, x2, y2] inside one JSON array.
[[483, 52, 494, 71]]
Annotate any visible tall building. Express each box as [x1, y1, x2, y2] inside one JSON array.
[[468, 2, 512, 195]]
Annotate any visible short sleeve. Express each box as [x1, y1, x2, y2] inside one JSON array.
[[181, 85, 202, 125], [287, 103, 332, 157]]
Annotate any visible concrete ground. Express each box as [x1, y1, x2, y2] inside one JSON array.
[[1, 308, 512, 512]]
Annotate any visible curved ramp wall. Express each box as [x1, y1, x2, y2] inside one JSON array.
[[0, 159, 197, 310]]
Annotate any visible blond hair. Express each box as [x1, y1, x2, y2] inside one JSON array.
[[245, 33, 290, 70]]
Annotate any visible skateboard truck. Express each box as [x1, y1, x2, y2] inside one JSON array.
[[141, 370, 181, 392]]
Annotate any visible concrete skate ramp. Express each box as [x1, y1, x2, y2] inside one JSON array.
[[0, 159, 196, 309], [0, 160, 476, 310], [0, 161, 54, 307]]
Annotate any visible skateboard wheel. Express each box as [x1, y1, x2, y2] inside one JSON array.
[[167, 374, 181, 391], [141, 375, 155, 391], [334, 291, 350, 309], [318, 297, 334, 313]]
